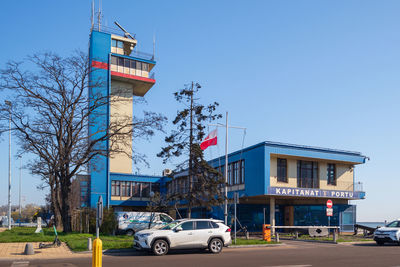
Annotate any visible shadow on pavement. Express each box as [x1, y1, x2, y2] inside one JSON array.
[[104, 248, 211, 257]]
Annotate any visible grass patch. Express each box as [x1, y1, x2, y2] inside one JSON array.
[[231, 238, 278, 246], [0, 227, 133, 252], [279, 233, 373, 243]]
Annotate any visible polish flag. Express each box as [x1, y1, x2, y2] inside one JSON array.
[[200, 129, 218, 150]]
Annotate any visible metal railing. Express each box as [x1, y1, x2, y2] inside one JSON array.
[[285, 177, 364, 192], [93, 24, 156, 61], [130, 50, 155, 61]]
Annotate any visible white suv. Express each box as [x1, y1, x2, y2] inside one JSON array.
[[374, 220, 400, 245], [134, 219, 232, 256]]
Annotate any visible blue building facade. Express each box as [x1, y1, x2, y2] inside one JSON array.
[[169, 141, 367, 232]]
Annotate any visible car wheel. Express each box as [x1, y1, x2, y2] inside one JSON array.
[[208, 238, 223, 254], [152, 239, 169, 256], [376, 241, 384, 246], [126, 229, 134, 236]]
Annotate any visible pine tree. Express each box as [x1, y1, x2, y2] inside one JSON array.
[[157, 82, 223, 218]]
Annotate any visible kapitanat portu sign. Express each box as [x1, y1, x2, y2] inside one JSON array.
[[267, 187, 364, 199]]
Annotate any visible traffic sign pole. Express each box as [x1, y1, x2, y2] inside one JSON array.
[[326, 199, 333, 237], [93, 196, 103, 267]]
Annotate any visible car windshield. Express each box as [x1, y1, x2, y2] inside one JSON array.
[[385, 221, 400, 228], [161, 221, 180, 230]]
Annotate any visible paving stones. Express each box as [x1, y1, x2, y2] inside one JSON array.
[[0, 242, 91, 260]]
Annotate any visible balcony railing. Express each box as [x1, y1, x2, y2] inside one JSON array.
[[283, 177, 364, 191], [93, 24, 156, 61]]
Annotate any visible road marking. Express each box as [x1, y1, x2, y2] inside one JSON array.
[[11, 261, 29, 267], [263, 265, 312, 267]]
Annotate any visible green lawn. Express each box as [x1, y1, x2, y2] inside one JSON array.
[[278, 233, 373, 243], [0, 227, 133, 252], [231, 238, 278, 246]]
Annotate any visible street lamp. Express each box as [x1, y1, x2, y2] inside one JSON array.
[[18, 155, 22, 227], [5, 100, 12, 230]]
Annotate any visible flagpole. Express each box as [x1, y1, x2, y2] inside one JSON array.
[[224, 112, 228, 225], [208, 114, 246, 226]]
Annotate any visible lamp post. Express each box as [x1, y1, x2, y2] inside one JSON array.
[[19, 156, 22, 227], [5, 100, 12, 230]]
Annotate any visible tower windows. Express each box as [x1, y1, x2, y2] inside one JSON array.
[[110, 56, 152, 78]]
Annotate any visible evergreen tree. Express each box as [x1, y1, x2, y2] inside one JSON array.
[[158, 82, 223, 218]]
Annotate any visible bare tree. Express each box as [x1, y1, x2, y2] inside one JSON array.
[[0, 52, 166, 232]]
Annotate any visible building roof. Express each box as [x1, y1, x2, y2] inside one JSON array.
[[208, 140, 368, 165]]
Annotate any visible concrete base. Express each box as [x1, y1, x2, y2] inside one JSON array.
[[24, 243, 34, 255]]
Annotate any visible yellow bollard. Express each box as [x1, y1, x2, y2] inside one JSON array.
[[92, 238, 102, 267]]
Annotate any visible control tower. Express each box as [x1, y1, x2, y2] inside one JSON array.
[[88, 24, 157, 207]]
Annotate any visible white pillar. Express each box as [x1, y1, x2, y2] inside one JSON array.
[[270, 197, 275, 235]]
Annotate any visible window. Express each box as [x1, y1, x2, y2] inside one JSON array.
[[151, 183, 160, 194], [277, 158, 287, 182], [297, 160, 319, 188], [136, 61, 142, 76], [160, 214, 172, 223], [210, 221, 219, 228], [240, 160, 245, 184], [132, 182, 141, 197], [216, 160, 245, 186], [234, 162, 239, 185], [118, 57, 124, 67], [112, 39, 117, 47], [130, 60, 136, 69], [386, 221, 400, 228], [111, 181, 120, 196], [180, 221, 194, 231], [327, 164, 336, 185], [117, 40, 124, 48], [121, 181, 130, 197], [227, 164, 232, 185], [121, 181, 126, 196], [196, 221, 211, 230], [124, 58, 130, 68], [142, 63, 149, 72], [142, 182, 150, 198]]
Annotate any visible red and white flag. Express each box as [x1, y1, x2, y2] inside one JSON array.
[[200, 129, 218, 150]]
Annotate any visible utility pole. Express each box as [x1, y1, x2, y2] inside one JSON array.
[[5, 100, 12, 230], [188, 82, 194, 219], [209, 112, 246, 225], [224, 112, 228, 224]]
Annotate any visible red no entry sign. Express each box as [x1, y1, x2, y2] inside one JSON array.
[[326, 199, 333, 208]]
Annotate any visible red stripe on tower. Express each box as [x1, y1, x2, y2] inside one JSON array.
[[200, 129, 218, 150]]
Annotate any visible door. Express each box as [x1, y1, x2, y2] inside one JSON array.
[[193, 221, 214, 247], [284, 206, 294, 227], [170, 221, 195, 248]]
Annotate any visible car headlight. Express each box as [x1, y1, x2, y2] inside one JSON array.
[[139, 233, 152, 238]]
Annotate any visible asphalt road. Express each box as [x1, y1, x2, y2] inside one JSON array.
[[1, 240, 399, 267]]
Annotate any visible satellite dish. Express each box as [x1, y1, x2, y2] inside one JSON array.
[[150, 191, 155, 198], [114, 21, 136, 40]]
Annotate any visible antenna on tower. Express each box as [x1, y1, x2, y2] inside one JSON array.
[[91, 0, 94, 31], [97, 0, 102, 31], [114, 21, 136, 40]]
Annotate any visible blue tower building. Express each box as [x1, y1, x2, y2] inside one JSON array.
[[87, 25, 168, 210]]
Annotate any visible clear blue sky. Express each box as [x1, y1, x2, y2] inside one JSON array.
[[0, 0, 399, 222]]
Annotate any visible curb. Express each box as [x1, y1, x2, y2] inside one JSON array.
[[279, 238, 337, 244], [228, 243, 284, 248]]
